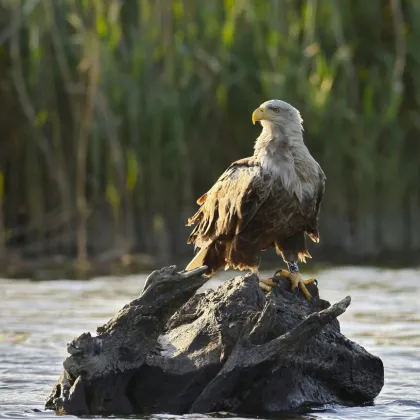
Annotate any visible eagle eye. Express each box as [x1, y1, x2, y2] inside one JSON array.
[[271, 107, 281, 113]]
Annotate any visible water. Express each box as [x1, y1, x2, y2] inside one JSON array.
[[1, 266, 419, 420]]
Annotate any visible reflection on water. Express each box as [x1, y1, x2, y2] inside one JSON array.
[[0, 267, 419, 419]]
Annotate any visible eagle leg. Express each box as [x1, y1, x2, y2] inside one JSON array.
[[275, 268, 316, 301]]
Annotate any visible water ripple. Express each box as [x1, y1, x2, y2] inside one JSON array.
[[1, 267, 420, 419]]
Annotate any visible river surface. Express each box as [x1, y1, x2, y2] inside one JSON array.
[[1, 266, 419, 420]]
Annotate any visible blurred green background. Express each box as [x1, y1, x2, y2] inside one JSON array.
[[1, 0, 419, 278]]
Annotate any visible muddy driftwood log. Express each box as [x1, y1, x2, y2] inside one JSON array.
[[46, 265, 384, 416]]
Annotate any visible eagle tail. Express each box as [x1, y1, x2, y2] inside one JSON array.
[[186, 239, 227, 275], [186, 246, 209, 271]]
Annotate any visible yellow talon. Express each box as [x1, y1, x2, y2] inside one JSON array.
[[297, 279, 312, 301], [303, 277, 316, 286], [259, 278, 278, 293], [274, 269, 316, 300], [261, 278, 278, 287], [259, 281, 272, 293]]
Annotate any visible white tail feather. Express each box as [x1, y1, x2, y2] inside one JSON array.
[[186, 247, 208, 271]]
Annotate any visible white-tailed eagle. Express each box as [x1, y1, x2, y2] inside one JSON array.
[[186, 99, 326, 300]]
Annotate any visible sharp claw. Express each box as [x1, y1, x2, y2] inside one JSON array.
[[314, 279, 318, 286]]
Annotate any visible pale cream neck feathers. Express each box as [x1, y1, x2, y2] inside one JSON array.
[[253, 118, 320, 202]]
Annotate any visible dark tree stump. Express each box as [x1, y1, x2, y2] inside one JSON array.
[[45, 265, 384, 416]]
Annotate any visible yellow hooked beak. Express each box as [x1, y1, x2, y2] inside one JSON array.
[[252, 107, 265, 125]]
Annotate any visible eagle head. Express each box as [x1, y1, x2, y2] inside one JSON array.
[[252, 99, 303, 131]]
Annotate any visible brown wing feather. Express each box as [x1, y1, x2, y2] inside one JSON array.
[[305, 170, 326, 243], [187, 157, 269, 251], [270, 169, 326, 263]]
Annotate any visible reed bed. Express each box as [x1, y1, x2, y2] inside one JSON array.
[[0, 0, 419, 268]]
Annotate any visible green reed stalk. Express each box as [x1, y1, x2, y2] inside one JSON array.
[[0, 0, 419, 264]]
